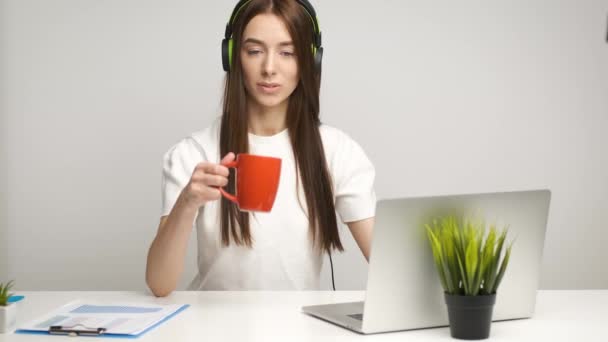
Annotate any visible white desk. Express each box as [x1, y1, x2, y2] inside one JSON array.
[[0, 290, 606, 341]]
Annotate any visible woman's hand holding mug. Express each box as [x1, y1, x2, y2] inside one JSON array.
[[180, 152, 281, 213], [181, 152, 236, 209]]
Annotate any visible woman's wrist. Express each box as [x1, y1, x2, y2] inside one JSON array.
[[175, 190, 203, 217]]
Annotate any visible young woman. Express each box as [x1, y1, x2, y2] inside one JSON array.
[[146, 0, 376, 296]]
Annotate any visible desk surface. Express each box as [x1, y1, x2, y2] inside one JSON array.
[[0, 290, 606, 341]]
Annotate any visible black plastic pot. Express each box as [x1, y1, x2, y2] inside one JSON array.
[[444, 293, 497, 340]]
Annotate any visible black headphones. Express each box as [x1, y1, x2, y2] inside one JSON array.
[[221, 0, 323, 73]]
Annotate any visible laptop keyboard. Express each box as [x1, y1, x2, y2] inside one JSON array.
[[347, 313, 364, 321]]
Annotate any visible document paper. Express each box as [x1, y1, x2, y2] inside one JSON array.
[[18, 300, 186, 335]]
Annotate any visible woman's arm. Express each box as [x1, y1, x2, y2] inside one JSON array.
[[346, 217, 374, 262], [147, 153, 234, 297], [146, 194, 199, 297]]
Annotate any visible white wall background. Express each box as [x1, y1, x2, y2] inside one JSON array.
[[1, 0, 607, 291], [1, 18, 6, 278]]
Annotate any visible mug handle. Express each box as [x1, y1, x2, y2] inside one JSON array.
[[219, 160, 239, 204]]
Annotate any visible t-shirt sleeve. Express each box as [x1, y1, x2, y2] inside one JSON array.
[[160, 137, 208, 217], [332, 131, 377, 223]]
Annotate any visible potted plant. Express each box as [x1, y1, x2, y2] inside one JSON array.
[[0, 280, 17, 334], [425, 215, 513, 340]]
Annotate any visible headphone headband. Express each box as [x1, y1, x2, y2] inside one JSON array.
[[221, 0, 323, 72], [224, 0, 321, 47]]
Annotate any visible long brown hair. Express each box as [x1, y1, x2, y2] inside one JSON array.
[[219, 0, 343, 254]]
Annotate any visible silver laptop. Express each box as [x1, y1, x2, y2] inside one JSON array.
[[302, 189, 551, 334]]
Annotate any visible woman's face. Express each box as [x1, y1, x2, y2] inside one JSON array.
[[240, 13, 299, 112]]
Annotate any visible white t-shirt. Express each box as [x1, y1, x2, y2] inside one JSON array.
[[160, 117, 376, 290]]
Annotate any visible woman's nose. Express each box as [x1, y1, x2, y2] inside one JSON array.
[[262, 52, 277, 75]]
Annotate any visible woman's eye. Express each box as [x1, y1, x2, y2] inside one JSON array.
[[246, 50, 294, 57]]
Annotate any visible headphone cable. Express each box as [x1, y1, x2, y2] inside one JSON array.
[[329, 251, 336, 291]]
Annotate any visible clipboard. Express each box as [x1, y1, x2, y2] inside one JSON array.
[[15, 301, 189, 338], [49, 325, 107, 337]]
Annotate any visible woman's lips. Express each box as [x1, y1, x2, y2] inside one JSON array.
[[257, 84, 281, 94]]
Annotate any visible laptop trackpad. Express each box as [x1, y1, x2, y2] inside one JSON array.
[[303, 301, 364, 320], [302, 301, 365, 332], [348, 313, 364, 321]]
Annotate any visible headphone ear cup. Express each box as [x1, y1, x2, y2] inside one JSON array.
[[314, 46, 323, 73], [221, 38, 231, 72]]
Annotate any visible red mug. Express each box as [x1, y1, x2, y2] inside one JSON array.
[[219, 154, 282, 212]]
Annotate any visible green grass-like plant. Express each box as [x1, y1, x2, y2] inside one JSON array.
[[425, 215, 513, 296], [0, 280, 15, 306]]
